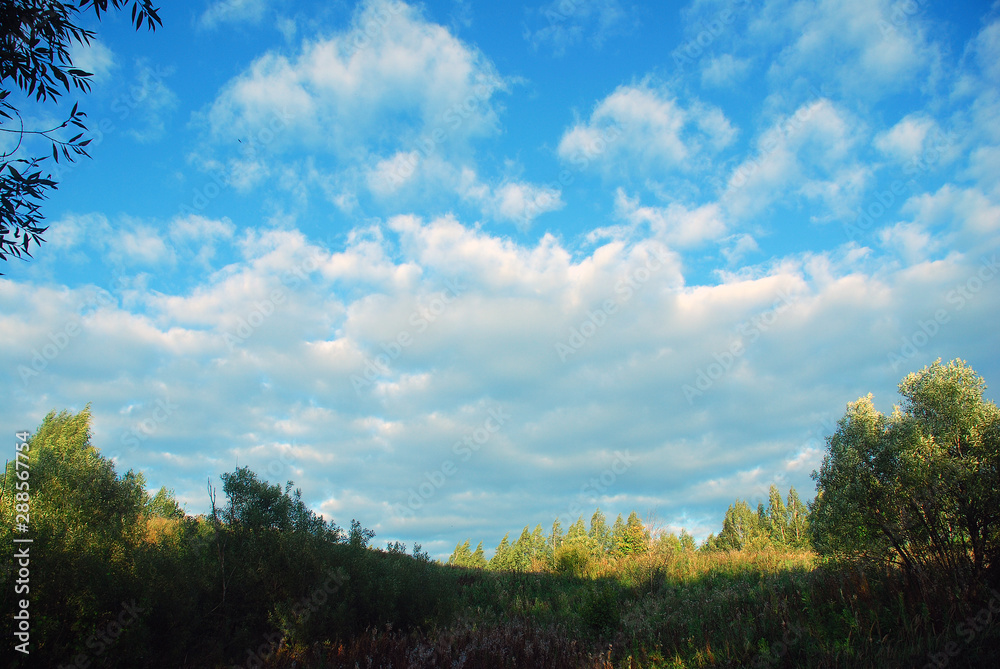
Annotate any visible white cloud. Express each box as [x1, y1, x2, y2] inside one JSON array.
[[701, 54, 751, 88], [557, 83, 736, 178], [722, 98, 868, 219], [199, 0, 271, 29], [752, 0, 939, 98], [105, 221, 173, 267], [69, 39, 116, 81], [614, 189, 727, 248], [456, 169, 564, 228], [203, 0, 507, 156], [874, 114, 937, 163]]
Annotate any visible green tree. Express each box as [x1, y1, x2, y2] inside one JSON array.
[[811, 359, 1000, 587], [488, 533, 512, 571], [766, 484, 788, 545], [509, 525, 533, 571], [447, 539, 473, 567], [0, 407, 155, 664], [786, 487, 810, 548], [1, 0, 161, 264], [615, 511, 649, 556], [566, 515, 587, 543], [470, 540, 487, 568], [714, 500, 769, 551], [550, 516, 563, 553], [589, 507, 611, 555]]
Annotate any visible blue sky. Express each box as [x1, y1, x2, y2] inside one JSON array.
[[2, 0, 999, 559]]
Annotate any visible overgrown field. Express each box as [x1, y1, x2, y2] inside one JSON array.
[[259, 548, 1000, 668]]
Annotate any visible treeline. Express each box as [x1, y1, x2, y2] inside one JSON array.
[[0, 408, 455, 668], [3, 358, 998, 667], [448, 485, 809, 576]]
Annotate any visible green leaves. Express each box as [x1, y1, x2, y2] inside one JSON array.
[[0, 0, 161, 266], [810, 359, 1000, 587]]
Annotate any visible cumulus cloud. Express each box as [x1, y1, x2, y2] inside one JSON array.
[[202, 0, 507, 156], [557, 82, 736, 179], [752, 0, 940, 98], [721, 98, 868, 220], [874, 114, 938, 163]]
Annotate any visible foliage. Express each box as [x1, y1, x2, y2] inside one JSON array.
[[0, 0, 161, 264], [7, 359, 1000, 667], [705, 485, 810, 552], [811, 359, 1000, 591]]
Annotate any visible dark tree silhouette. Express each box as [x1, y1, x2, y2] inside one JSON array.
[[0, 0, 161, 266]]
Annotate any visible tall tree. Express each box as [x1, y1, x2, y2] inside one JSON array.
[[589, 507, 611, 555], [766, 484, 788, 545], [1, 0, 161, 265], [447, 539, 473, 567]]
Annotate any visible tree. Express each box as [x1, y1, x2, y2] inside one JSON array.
[[447, 539, 473, 567], [679, 528, 696, 551], [589, 507, 611, 555], [470, 541, 487, 568], [488, 532, 512, 571], [766, 484, 788, 545], [785, 487, 809, 548], [1, 0, 161, 265], [714, 500, 769, 551], [614, 511, 649, 556], [811, 359, 1000, 588]]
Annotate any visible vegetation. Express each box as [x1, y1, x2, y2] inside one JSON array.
[[1, 0, 161, 264], [3, 359, 999, 666]]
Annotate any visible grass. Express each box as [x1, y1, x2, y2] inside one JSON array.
[[253, 547, 1000, 668]]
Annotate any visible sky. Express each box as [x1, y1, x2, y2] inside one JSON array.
[[2, 0, 999, 560]]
